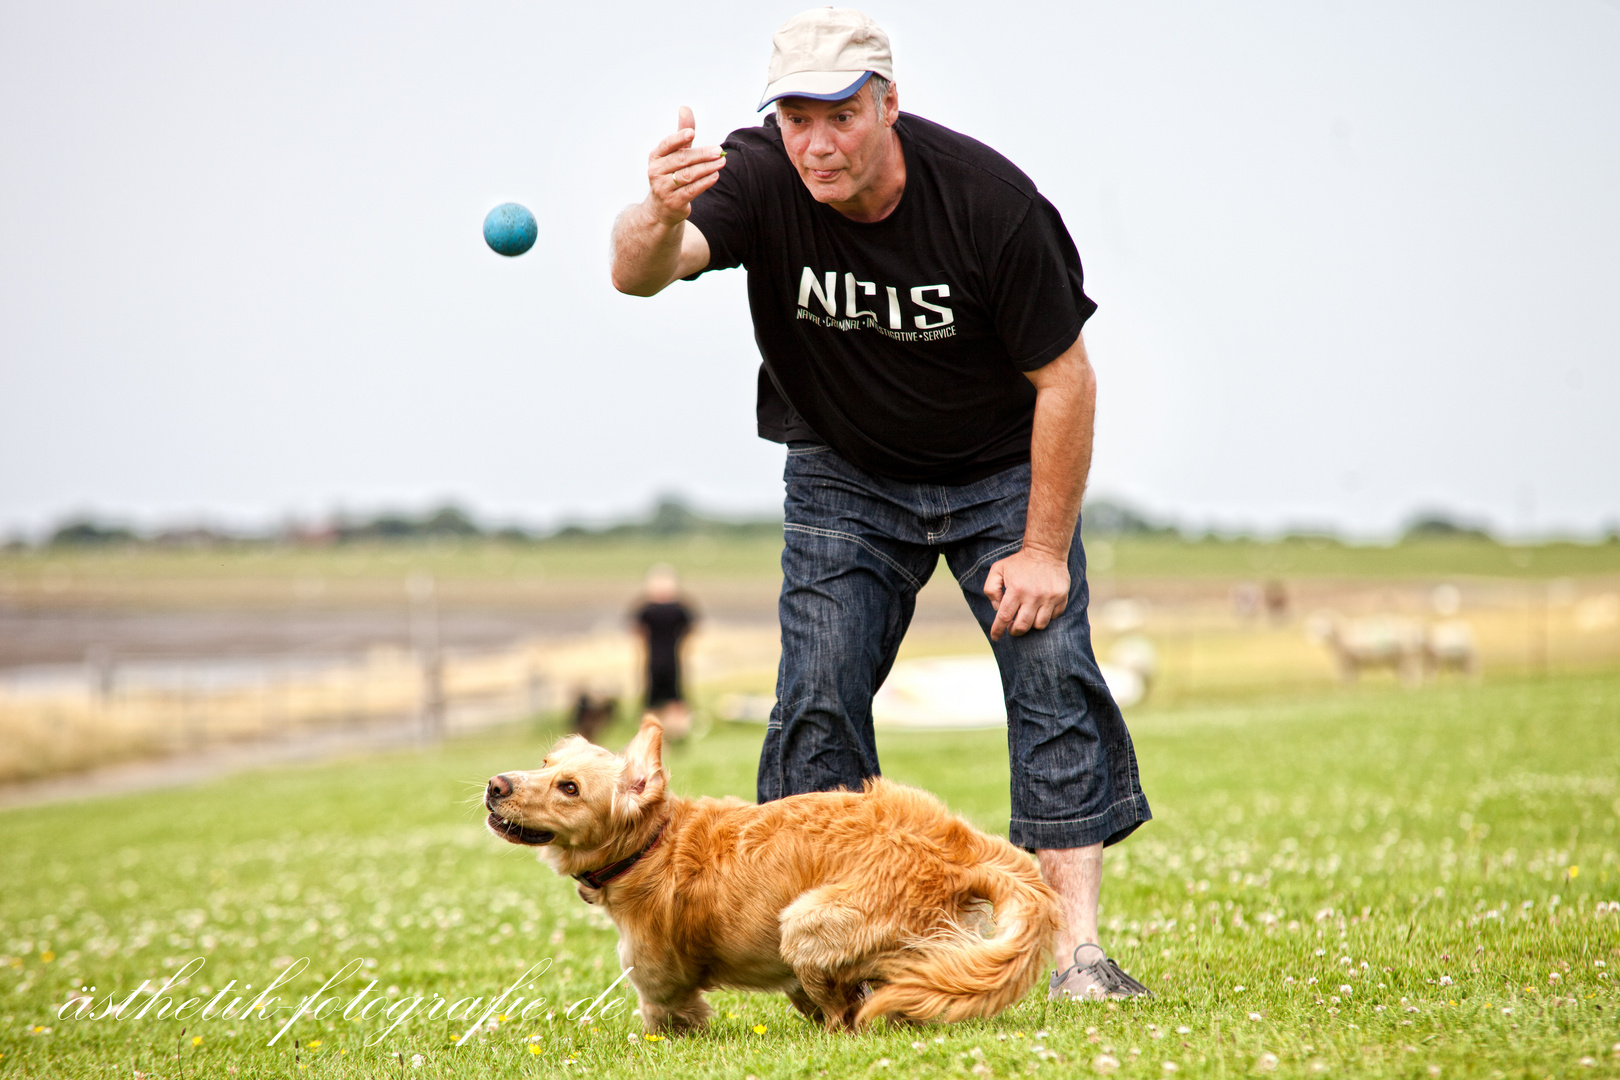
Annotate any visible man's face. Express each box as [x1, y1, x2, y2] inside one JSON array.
[[777, 82, 898, 208]]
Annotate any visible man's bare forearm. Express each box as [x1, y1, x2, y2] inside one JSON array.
[[611, 200, 687, 296], [612, 107, 724, 296], [1023, 335, 1096, 561]]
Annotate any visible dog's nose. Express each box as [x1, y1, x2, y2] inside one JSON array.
[[486, 774, 513, 805]]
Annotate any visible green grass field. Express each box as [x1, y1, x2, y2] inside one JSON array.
[[3, 673, 1618, 1078]]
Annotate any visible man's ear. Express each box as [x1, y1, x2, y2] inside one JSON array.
[[617, 714, 667, 812]]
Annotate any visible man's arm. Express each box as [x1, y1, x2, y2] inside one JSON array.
[[610, 106, 725, 296], [983, 331, 1096, 641]]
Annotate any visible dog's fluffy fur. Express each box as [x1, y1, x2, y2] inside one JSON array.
[[484, 716, 1061, 1033]]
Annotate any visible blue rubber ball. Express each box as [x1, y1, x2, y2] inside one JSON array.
[[483, 202, 537, 257]]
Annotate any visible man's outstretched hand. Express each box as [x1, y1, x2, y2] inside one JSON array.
[[646, 106, 726, 225], [984, 546, 1070, 641]]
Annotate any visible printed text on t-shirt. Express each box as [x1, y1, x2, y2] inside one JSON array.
[[796, 267, 956, 340]]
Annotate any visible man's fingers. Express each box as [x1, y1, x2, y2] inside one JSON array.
[[664, 155, 727, 188], [651, 128, 699, 160], [984, 552, 1068, 640], [650, 142, 725, 179], [667, 168, 721, 207], [678, 105, 695, 132], [983, 564, 1006, 605], [651, 157, 725, 215], [989, 599, 1016, 641]]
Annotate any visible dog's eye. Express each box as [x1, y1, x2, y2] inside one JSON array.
[[558, 780, 579, 797]]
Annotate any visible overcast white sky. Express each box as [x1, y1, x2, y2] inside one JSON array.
[[2, 1, 1616, 539]]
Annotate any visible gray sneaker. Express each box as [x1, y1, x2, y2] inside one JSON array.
[[1048, 943, 1153, 1001]]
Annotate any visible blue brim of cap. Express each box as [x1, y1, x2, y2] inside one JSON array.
[[757, 70, 872, 111]]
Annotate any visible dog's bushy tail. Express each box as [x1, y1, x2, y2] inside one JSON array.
[[855, 838, 1062, 1027]]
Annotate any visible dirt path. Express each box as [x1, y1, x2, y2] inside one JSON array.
[[0, 718, 443, 810]]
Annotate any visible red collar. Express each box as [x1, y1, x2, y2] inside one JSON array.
[[573, 821, 666, 890]]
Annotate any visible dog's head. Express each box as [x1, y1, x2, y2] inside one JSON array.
[[483, 714, 667, 869]]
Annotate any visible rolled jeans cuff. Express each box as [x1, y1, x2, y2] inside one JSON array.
[[1009, 793, 1153, 852]]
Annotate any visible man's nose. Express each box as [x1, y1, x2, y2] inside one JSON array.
[[486, 774, 513, 807], [806, 122, 837, 156]]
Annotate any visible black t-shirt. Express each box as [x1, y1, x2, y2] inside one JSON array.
[[634, 600, 693, 675], [686, 112, 1096, 485]]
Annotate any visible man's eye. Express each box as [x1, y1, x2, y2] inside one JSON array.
[[559, 781, 579, 797]]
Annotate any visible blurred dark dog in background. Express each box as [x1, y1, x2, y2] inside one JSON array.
[[570, 692, 618, 744]]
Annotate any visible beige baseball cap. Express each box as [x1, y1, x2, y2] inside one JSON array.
[[757, 7, 894, 111]]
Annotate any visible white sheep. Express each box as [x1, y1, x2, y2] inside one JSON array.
[[1423, 619, 1480, 680], [1305, 611, 1426, 686]]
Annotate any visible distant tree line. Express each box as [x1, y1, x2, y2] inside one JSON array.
[[19, 498, 1609, 550], [27, 496, 784, 549]]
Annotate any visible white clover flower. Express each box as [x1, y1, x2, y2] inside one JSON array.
[[1438, 975, 1453, 986], [1339, 985, 1353, 995]]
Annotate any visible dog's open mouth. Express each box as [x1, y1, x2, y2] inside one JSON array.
[[486, 812, 555, 846]]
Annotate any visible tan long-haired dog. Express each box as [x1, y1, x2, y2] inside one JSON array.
[[484, 716, 1061, 1033]]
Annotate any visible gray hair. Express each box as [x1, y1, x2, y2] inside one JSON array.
[[866, 74, 891, 123], [775, 73, 893, 124]]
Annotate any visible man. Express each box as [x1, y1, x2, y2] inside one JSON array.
[[632, 563, 696, 740], [610, 7, 1151, 1000]]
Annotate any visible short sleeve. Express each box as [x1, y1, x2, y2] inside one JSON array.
[[990, 195, 1097, 371], [683, 133, 757, 278]]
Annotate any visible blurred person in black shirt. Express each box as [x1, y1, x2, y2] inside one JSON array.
[[632, 564, 695, 740]]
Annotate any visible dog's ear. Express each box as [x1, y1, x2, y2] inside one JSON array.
[[616, 714, 666, 814]]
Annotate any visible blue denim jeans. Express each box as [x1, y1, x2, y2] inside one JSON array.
[[757, 444, 1152, 850]]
